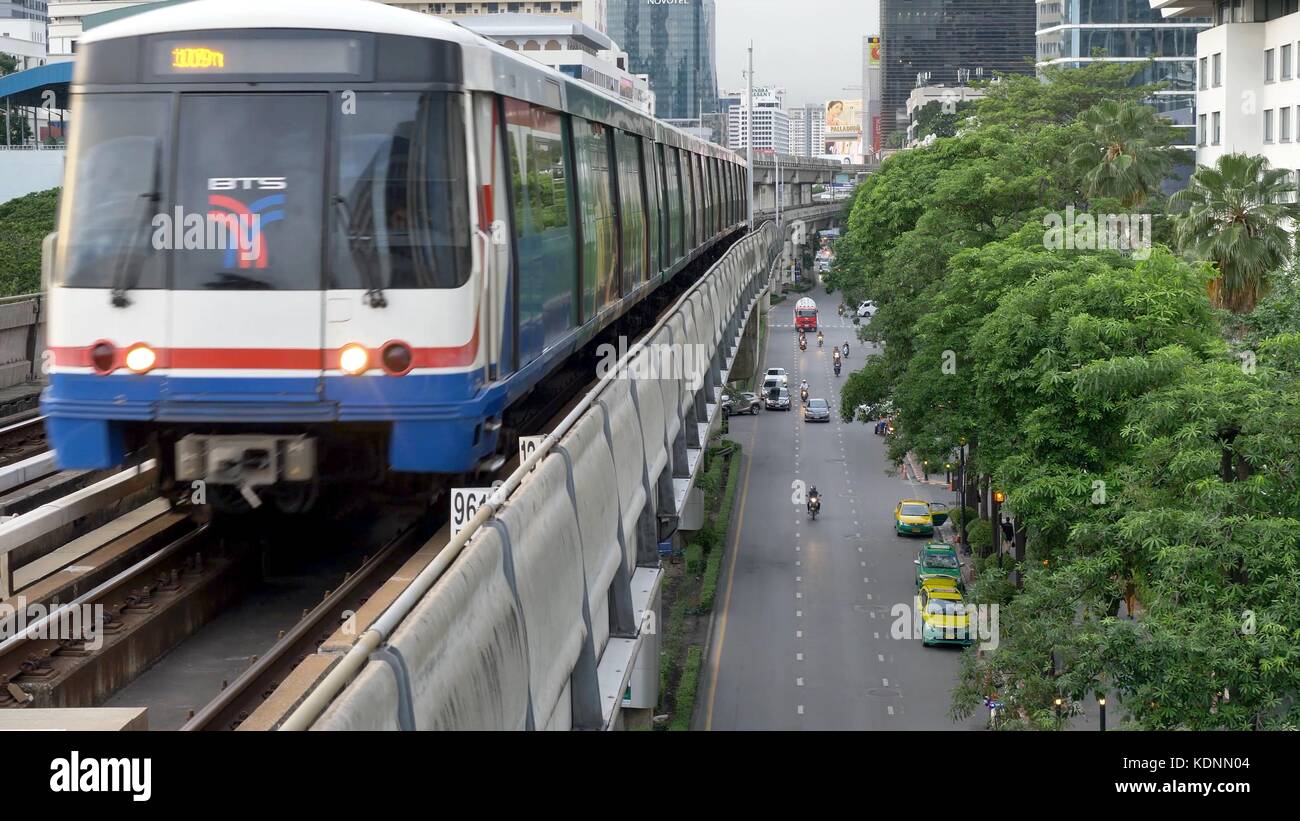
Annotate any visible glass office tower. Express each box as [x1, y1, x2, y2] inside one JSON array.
[[608, 0, 718, 121], [880, 0, 1037, 141], [1037, 0, 1210, 142]]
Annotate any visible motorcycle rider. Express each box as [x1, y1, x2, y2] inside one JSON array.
[[842, 341, 850, 358], [807, 485, 821, 517], [817, 330, 824, 348], [834, 359, 841, 376]]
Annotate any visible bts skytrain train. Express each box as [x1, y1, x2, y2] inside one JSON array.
[[42, 0, 748, 511]]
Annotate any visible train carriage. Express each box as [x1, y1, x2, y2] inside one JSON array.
[[41, 0, 748, 511]]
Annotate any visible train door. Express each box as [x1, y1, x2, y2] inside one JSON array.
[[165, 93, 328, 402]]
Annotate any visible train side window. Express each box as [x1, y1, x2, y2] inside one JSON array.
[[331, 91, 470, 290], [693, 154, 705, 244], [614, 131, 646, 293], [504, 98, 577, 364], [668, 146, 684, 261], [642, 137, 660, 278], [702, 155, 712, 237], [684, 151, 696, 249], [57, 93, 171, 289], [572, 118, 619, 318], [660, 144, 677, 265]]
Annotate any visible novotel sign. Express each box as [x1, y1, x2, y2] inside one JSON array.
[[646, 0, 692, 4]]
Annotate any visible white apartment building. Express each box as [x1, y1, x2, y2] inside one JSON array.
[[1154, 0, 1300, 171], [458, 13, 653, 114], [0, 0, 47, 68], [787, 103, 825, 158], [721, 86, 788, 152], [47, 0, 148, 56], [384, 1, 606, 33], [44, 1, 606, 57]]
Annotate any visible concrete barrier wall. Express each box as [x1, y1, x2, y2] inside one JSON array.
[[496, 456, 588, 731], [600, 377, 648, 573], [558, 410, 621, 655], [315, 524, 528, 730], [312, 224, 777, 731], [0, 150, 64, 205], [0, 295, 46, 390]]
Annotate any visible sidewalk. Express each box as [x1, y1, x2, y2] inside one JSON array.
[[902, 450, 978, 587]]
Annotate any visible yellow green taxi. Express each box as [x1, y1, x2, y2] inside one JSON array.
[[914, 543, 963, 591], [894, 499, 948, 536], [919, 579, 974, 647]]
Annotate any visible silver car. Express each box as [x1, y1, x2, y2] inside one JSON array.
[[803, 398, 831, 422], [722, 391, 761, 416]]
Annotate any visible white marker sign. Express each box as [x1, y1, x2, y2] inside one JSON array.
[[450, 487, 494, 536], [518, 435, 546, 466]]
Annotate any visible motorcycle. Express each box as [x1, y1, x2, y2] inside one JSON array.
[[800, 387, 809, 404], [841, 342, 850, 358], [799, 337, 807, 351], [834, 361, 841, 376], [817, 334, 824, 348], [807, 492, 821, 520]]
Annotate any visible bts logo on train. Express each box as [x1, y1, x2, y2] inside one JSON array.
[[206, 176, 286, 269], [207, 176, 287, 190]]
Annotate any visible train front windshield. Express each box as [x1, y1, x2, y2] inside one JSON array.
[[57, 89, 471, 292]]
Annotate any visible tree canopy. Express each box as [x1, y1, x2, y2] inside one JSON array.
[[831, 61, 1300, 729]]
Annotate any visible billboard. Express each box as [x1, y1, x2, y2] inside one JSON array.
[[825, 99, 863, 137], [868, 36, 880, 67]]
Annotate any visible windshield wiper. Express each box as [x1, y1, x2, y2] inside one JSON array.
[[109, 190, 160, 308], [333, 195, 387, 308]]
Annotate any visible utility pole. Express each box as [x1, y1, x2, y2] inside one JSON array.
[[746, 40, 753, 231], [774, 149, 780, 233]]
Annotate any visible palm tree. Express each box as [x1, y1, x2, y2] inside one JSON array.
[[1170, 153, 1298, 314], [1070, 100, 1179, 208]]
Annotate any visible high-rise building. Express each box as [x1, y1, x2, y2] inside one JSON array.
[[787, 103, 826, 157], [880, 0, 1037, 141], [1037, 0, 1209, 144], [864, 34, 882, 157], [725, 87, 789, 152], [608, 0, 717, 121]]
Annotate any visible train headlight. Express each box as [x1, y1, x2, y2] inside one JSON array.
[[91, 341, 116, 374], [339, 343, 369, 375], [125, 344, 156, 374], [381, 342, 413, 375]]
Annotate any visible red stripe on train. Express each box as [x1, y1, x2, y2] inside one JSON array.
[[50, 326, 479, 371]]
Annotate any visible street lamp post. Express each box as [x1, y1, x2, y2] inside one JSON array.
[[992, 489, 1005, 564], [775, 149, 781, 233], [1099, 695, 1107, 732], [956, 439, 968, 555], [746, 41, 754, 231]]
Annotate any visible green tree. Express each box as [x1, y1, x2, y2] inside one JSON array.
[[1170, 153, 1298, 314], [1069, 100, 1182, 208], [0, 188, 60, 296], [912, 99, 973, 142]]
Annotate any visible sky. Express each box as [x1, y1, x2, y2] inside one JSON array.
[[714, 0, 880, 107]]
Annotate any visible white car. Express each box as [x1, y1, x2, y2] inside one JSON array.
[[764, 367, 788, 386], [857, 300, 878, 318]]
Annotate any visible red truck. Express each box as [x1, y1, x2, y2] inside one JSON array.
[[794, 297, 818, 332]]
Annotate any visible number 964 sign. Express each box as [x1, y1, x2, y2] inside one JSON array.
[[450, 484, 500, 536]]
